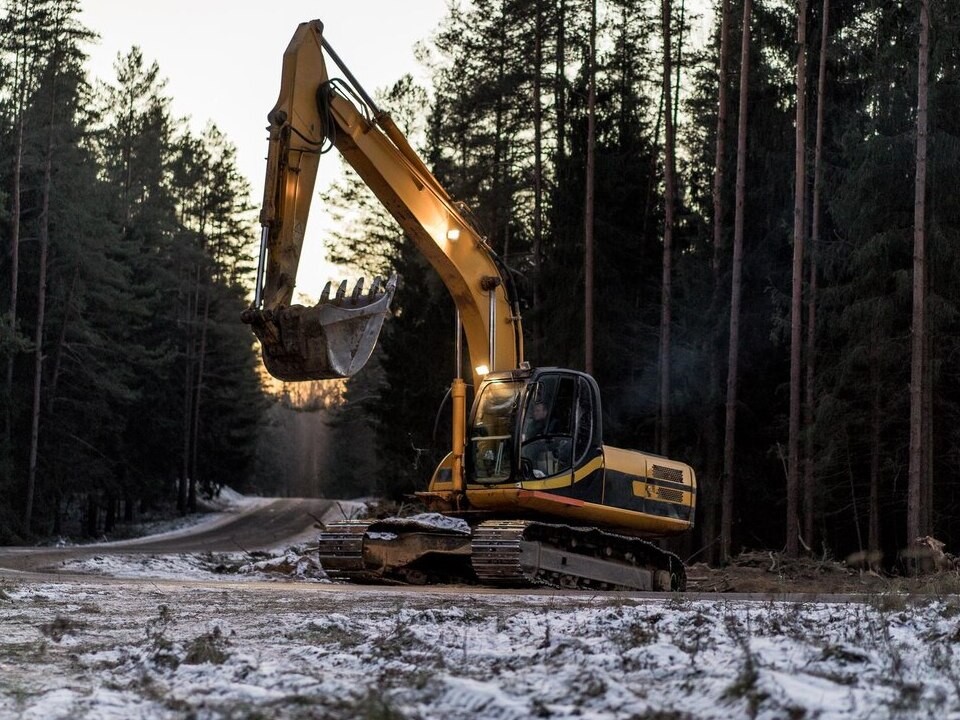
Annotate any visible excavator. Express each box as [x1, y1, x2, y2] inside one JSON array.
[[242, 20, 697, 591]]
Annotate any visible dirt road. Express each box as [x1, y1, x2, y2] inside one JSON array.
[[0, 497, 334, 574]]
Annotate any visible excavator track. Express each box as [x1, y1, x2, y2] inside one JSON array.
[[316, 520, 376, 581], [318, 518, 474, 585], [471, 520, 685, 591], [318, 518, 685, 591]]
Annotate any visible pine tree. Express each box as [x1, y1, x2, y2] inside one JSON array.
[[658, 0, 677, 456], [722, 0, 752, 562], [786, 0, 809, 558], [907, 0, 931, 547], [803, 0, 829, 550]]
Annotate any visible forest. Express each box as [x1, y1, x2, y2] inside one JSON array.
[[2, 0, 959, 569], [0, 0, 265, 539]]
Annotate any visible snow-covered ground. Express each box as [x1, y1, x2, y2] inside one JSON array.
[[1, 575, 959, 719], [2, 496, 958, 718], [53, 547, 328, 582]]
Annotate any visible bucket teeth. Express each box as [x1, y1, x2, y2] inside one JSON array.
[[313, 275, 395, 308], [318, 277, 391, 306]]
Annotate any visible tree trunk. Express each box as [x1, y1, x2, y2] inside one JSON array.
[[703, 0, 732, 564], [907, 0, 930, 547], [787, 0, 809, 558], [659, 0, 676, 457], [52, 491, 62, 536], [846, 442, 863, 553], [493, 4, 507, 255], [584, 0, 597, 375], [712, 0, 732, 267], [189, 282, 211, 513], [179, 266, 197, 514], [532, 0, 544, 346], [868, 337, 881, 554], [804, 0, 830, 554], [555, 0, 566, 164], [673, 0, 686, 130], [923, 300, 933, 533], [642, 67, 666, 250], [104, 494, 116, 534], [85, 494, 98, 538], [5, 0, 33, 445], [46, 260, 80, 414], [5, 115, 24, 446], [722, 0, 753, 564], [24, 14, 65, 531], [25, 146, 53, 535]]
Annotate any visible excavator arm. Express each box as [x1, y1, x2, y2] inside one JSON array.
[[244, 20, 523, 387]]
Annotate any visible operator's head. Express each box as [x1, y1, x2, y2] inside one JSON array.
[[533, 402, 547, 421]]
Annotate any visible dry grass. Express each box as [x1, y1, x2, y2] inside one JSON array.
[[183, 626, 229, 665], [39, 615, 86, 642], [692, 550, 960, 597]]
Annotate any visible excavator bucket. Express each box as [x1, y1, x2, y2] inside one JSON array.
[[243, 276, 397, 381]]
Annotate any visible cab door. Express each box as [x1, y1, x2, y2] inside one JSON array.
[[518, 372, 602, 487], [467, 380, 522, 484], [519, 374, 574, 483]]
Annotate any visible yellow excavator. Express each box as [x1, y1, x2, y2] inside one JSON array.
[[242, 20, 697, 591]]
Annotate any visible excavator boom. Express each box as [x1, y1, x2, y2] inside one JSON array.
[[244, 20, 522, 385]]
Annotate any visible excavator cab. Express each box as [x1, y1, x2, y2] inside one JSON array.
[[467, 369, 601, 486]]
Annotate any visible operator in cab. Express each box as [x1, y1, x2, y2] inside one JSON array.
[[520, 387, 572, 479], [523, 401, 550, 438]]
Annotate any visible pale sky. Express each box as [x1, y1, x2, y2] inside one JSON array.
[[79, 0, 450, 300]]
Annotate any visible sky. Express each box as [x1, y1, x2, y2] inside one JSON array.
[[78, 0, 450, 300]]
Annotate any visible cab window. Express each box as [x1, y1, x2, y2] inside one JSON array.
[[520, 375, 575, 479], [468, 381, 521, 483], [574, 377, 595, 462]]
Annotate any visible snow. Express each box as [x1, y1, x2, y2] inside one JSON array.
[[370, 512, 472, 535], [3, 494, 959, 718], [397, 513, 472, 534], [55, 551, 283, 581], [2, 576, 960, 719]]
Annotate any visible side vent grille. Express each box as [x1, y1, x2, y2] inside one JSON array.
[[657, 487, 684, 503], [651, 464, 684, 484]]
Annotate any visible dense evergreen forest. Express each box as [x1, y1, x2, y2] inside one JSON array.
[[2, 0, 960, 569], [0, 0, 266, 540]]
